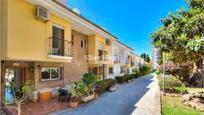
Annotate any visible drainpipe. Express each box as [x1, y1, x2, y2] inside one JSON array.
[[62, 63, 65, 86]]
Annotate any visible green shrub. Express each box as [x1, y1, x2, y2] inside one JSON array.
[[174, 84, 187, 93], [126, 74, 135, 79], [95, 79, 116, 94], [70, 81, 88, 99], [139, 65, 151, 75], [82, 72, 99, 90], [115, 76, 126, 83], [159, 76, 187, 93], [135, 70, 142, 78], [115, 76, 122, 83], [155, 70, 161, 75], [115, 75, 135, 84]]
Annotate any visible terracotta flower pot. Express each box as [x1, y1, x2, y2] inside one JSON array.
[[94, 93, 98, 99], [69, 101, 79, 108]]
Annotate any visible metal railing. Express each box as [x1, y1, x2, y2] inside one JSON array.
[[98, 50, 108, 61], [113, 55, 120, 63], [131, 61, 135, 67], [48, 37, 72, 57]]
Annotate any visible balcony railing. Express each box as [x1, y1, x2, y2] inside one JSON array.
[[48, 37, 72, 57], [131, 62, 135, 67], [98, 50, 108, 61], [113, 55, 120, 63]]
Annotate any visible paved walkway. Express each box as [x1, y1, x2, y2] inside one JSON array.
[[51, 74, 160, 115]]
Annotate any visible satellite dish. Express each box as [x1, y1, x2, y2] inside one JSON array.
[[72, 8, 80, 15]]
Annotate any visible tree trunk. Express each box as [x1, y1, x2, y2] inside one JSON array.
[[189, 59, 204, 87], [17, 103, 21, 115]]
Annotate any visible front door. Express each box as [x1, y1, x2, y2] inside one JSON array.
[[98, 66, 105, 80], [5, 68, 25, 103]]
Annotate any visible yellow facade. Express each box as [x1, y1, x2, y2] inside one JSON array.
[[1, 0, 72, 62], [0, 0, 8, 59], [125, 54, 134, 68], [0, 0, 2, 58], [88, 35, 112, 65], [130, 54, 135, 67]]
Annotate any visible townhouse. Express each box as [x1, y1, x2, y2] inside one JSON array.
[[107, 41, 137, 79], [0, 0, 139, 103], [152, 47, 159, 69], [134, 54, 145, 70]]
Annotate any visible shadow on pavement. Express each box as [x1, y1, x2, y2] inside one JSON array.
[[52, 74, 154, 115]]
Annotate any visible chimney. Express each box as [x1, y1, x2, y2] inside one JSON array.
[[56, 0, 68, 5]]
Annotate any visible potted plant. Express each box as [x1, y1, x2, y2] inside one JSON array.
[[82, 72, 99, 93], [81, 72, 99, 102], [82, 72, 99, 102], [69, 81, 88, 108]]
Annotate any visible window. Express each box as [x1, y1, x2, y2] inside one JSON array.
[[120, 67, 125, 73], [71, 35, 74, 46], [52, 25, 64, 56], [114, 49, 118, 56], [88, 67, 98, 75], [126, 55, 130, 64], [98, 41, 104, 50], [41, 67, 62, 81], [109, 67, 113, 74], [81, 39, 86, 48], [127, 69, 130, 74]]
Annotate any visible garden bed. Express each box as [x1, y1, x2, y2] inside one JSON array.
[[161, 93, 204, 115]]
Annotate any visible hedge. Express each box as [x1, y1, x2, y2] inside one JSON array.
[[115, 76, 128, 83], [95, 79, 116, 94], [115, 74, 135, 84]]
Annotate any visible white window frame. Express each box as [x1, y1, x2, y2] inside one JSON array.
[[41, 67, 62, 81], [53, 24, 64, 30], [98, 40, 104, 50], [81, 39, 87, 48]]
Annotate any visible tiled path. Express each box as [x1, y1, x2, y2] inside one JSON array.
[[52, 74, 160, 115], [10, 98, 70, 115]]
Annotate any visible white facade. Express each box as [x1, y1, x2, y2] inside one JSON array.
[[107, 41, 137, 79], [152, 47, 159, 69], [134, 55, 145, 69]]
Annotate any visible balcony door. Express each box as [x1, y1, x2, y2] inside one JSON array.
[[52, 25, 64, 56]]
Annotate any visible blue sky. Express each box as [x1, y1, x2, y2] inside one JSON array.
[[68, 0, 187, 57]]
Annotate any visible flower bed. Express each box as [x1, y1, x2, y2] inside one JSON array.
[[158, 76, 187, 94]]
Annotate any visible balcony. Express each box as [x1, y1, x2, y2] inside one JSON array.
[[98, 50, 108, 61], [126, 55, 131, 64], [48, 37, 72, 59], [113, 55, 120, 64], [131, 61, 135, 67]]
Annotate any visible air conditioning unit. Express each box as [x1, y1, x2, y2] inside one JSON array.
[[106, 39, 111, 46], [36, 6, 50, 22]]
